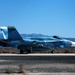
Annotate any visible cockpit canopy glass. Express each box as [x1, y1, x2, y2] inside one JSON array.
[[53, 36, 62, 39]]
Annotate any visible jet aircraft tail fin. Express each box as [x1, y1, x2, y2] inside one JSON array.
[[0, 26, 23, 41]]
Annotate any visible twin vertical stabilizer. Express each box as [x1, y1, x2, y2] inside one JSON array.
[[0, 26, 23, 41]]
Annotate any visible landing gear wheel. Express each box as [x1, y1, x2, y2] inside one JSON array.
[[20, 49, 24, 54], [51, 50, 55, 53], [27, 50, 31, 53]]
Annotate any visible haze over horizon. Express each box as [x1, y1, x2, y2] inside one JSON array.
[[0, 0, 75, 38]]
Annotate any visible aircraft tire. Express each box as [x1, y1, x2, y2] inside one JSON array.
[[51, 50, 55, 53], [27, 50, 32, 54], [20, 49, 24, 54]]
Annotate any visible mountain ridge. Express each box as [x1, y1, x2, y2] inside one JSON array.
[[21, 34, 75, 42]]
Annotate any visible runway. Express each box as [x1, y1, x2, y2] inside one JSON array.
[[0, 53, 75, 73]]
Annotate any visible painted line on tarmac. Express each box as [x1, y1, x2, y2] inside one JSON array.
[[0, 53, 75, 56]]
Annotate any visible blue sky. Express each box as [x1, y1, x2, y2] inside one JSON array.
[[0, 0, 75, 37]]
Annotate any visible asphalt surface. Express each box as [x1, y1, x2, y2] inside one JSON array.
[[0, 54, 75, 73], [0, 73, 75, 75]]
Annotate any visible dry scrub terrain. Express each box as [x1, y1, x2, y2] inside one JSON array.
[[0, 48, 75, 53]]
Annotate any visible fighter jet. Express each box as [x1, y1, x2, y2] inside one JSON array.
[[0, 26, 75, 54]]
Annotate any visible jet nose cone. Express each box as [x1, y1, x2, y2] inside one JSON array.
[[71, 41, 75, 47]]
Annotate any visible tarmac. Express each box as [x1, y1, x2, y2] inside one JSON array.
[[0, 73, 75, 75], [0, 53, 75, 74]]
